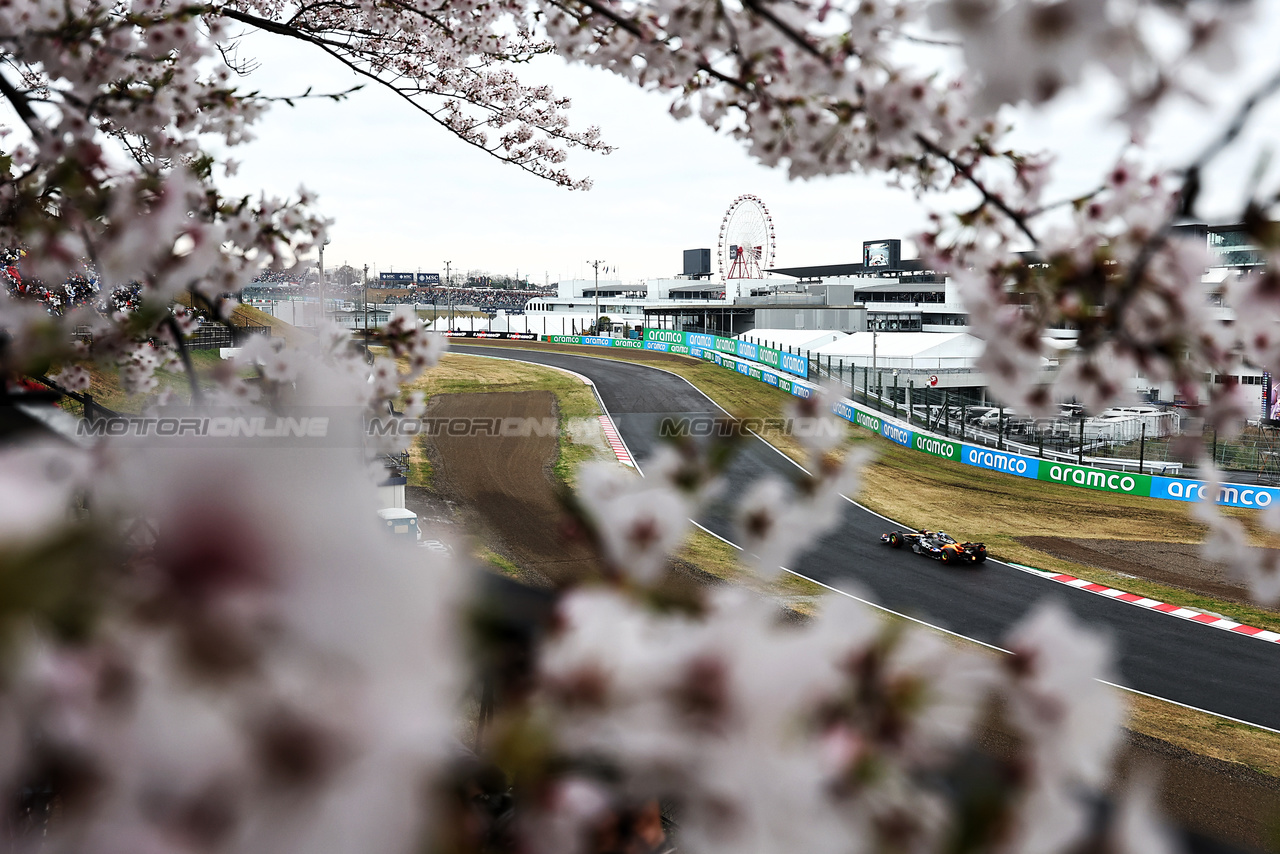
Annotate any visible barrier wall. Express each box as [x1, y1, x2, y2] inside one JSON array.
[[693, 346, 1280, 510], [642, 329, 809, 377], [541, 329, 809, 377], [446, 330, 538, 340], [530, 330, 1275, 509], [544, 333, 692, 356]]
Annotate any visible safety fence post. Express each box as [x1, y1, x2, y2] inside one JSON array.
[[1139, 422, 1146, 474]]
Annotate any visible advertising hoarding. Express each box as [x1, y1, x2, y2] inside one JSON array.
[[445, 331, 538, 340]]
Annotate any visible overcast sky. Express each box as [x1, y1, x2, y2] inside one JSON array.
[[218, 10, 1280, 284]]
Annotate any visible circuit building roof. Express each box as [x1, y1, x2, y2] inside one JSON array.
[[766, 260, 929, 279], [735, 328, 848, 350], [811, 332, 985, 360]]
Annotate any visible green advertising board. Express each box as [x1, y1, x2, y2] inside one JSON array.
[[912, 433, 960, 461], [641, 329, 808, 378], [1036, 461, 1152, 496], [853, 410, 881, 434]]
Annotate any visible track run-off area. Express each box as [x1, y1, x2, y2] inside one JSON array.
[[456, 342, 1280, 733]]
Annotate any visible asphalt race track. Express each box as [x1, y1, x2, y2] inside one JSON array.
[[458, 343, 1280, 731]]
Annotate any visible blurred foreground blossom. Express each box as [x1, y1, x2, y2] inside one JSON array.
[[4, 0, 1268, 848]]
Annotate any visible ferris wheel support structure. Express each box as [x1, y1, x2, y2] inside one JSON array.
[[717, 195, 776, 298]]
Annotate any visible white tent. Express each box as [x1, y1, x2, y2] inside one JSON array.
[[811, 332, 987, 371], [736, 328, 848, 350]]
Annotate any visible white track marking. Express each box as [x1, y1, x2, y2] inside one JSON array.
[[459, 344, 1280, 733]]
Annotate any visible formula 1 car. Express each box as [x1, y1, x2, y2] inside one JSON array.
[[880, 529, 987, 565]]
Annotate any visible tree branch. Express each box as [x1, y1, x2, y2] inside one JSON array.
[[217, 7, 602, 181], [0, 69, 45, 139], [1122, 61, 1280, 305], [914, 133, 1040, 247], [739, 0, 827, 62], [165, 315, 203, 405]]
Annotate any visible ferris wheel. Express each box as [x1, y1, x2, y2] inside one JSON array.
[[718, 195, 776, 281]]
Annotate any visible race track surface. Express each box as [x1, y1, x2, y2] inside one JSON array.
[[457, 344, 1280, 731]]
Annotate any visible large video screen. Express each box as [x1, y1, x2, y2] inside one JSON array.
[[865, 242, 890, 267], [862, 239, 900, 270]]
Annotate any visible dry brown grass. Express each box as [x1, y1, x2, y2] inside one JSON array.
[[466, 339, 1280, 777], [228, 303, 315, 347], [1126, 692, 1280, 777]]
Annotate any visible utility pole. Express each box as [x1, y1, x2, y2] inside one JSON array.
[[587, 259, 604, 335], [318, 239, 330, 327], [445, 260, 452, 330], [363, 263, 369, 351], [871, 328, 878, 400]]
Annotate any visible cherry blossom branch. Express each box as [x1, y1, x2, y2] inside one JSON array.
[[1026, 186, 1103, 219], [547, 0, 793, 106], [914, 133, 1040, 247], [739, 0, 827, 61], [249, 84, 366, 104], [900, 32, 960, 47], [1182, 61, 1280, 213], [165, 315, 203, 405], [0, 68, 44, 138], [217, 7, 607, 185], [1122, 61, 1280, 311], [308, 39, 590, 181]]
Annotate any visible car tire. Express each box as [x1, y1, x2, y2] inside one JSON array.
[[940, 550, 954, 565], [888, 532, 903, 548], [974, 551, 987, 564]]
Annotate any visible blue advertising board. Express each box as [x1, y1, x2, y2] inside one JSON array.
[[960, 444, 1040, 479], [1149, 477, 1280, 509]]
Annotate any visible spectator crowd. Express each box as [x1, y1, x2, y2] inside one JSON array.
[[244, 271, 551, 314], [3, 251, 143, 316]]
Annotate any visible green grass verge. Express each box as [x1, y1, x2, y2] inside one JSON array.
[[474, 546, 524, 580], [73, 349, 225, 416]]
